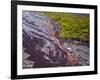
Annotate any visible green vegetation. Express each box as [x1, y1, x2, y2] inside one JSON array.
[[44, 12, 89, 41]]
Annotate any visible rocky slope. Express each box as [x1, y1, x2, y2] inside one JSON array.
[[22, 11, 89, 69]]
